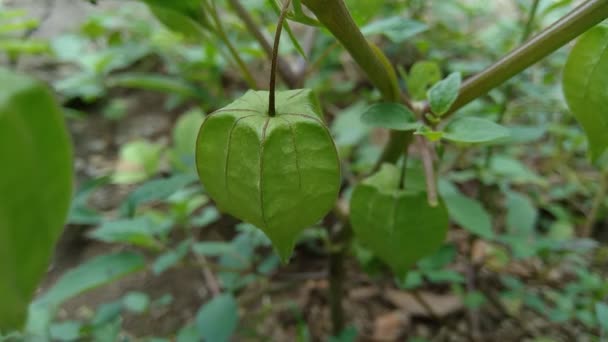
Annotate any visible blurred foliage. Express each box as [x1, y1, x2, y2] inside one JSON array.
[[1, 0, 608, 341]]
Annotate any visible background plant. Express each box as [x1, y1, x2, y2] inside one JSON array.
[[1, 0, 608, 341]]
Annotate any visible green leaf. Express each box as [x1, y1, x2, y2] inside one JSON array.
[[505, 191, 537, 234], [596, 302, 608, 331], [406, 61, 441, 101], [428, 72, 461, 116], [361, 17, 428, 43], [26, 252, 145, 334], [438, 180, 494, 239], [350, 164, 449, 276], [360, 103, 420, 131], [123, 292, 150, 313], [443, 117, 510, 144], [195, 294, 239, 342], [563, 23, 608, 161], [113, 139, 163, 184], [0, 68, 73, 331], [196, 89, 341, 262]]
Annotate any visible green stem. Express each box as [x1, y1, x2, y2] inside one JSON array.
[[204, 0, 258, 89], [268, 0, 292, 117], [446, 0, 608, 116], [302, 0, 400, 102]]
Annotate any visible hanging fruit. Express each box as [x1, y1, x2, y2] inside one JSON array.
[[350, 163, 448, 276], [196, 89, 341, 261]]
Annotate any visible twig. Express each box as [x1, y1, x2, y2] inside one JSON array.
[[328, 221, 353, 335]]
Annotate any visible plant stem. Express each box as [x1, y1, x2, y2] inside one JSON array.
[[227, 0, 300, 88], [446, 0, 608, 116], [203, 0, 258, 89], [268, 0, 292, 117], [328, 222, 352, 335]]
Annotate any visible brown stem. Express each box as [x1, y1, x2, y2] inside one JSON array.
[[328, 221, 352, 335], [268, 0, 292, 117]]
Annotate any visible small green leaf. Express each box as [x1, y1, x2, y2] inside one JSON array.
[[0, 68, 73, 331], [406, 61, 441, 101], [360, 103, 420, 131], [428, 72, 461, 116], [416, 125, 444, 142], [350, 164, 449, 276], [113, 140, 163, 184], [443, 117, 510, 144], [195, 294, 239, 342], [123, 292, 150, 313], [563, 23, 608, 161], [439, 180, 494, 239]]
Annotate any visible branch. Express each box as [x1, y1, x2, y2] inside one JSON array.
[[446, 0, 608, 116]]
